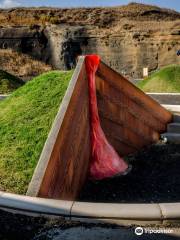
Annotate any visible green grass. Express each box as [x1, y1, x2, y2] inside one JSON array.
[[0, 70, 24, 94], [137, 65, 180, 93], [0, 70, 72, 194]]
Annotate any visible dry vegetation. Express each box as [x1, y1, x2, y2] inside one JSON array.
[[0, 49, 52, 80], [0, 3, 179, 27]]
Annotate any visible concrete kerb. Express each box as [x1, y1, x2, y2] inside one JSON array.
[[162, 105, 180, 113], [0, 191, 73, 219], [0, 191, 180, 225]]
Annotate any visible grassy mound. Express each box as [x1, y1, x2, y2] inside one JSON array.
[[0, 70, 24, 94], [137, 65, 180, 93], [0, 70, 72, 194]]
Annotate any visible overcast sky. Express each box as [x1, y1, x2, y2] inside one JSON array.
[[0, 0, 179, 11]]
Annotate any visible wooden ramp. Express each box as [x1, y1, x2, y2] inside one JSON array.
[[27, 56, 172, 200]]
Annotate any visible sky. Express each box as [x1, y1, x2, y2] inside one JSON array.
[[0, 0, 179, 12]]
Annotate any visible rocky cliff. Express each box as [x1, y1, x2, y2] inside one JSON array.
[[0, 3, 179, 78]]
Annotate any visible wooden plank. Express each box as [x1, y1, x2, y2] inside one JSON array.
[[106, 135, 137, 156], [96, 76, 166, 133], [98, 96, 160, 144], [97, 62, 172, 124], [51, 96, 89, 199], [55, 127, 91, 199], [100, 116, 149, 149], [27, 56, 91, 200]]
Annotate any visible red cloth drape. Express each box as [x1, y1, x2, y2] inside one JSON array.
[[85, 55, 128, 180]]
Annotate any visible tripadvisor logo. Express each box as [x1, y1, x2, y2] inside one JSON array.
[[134, 227, 173, 235], [135, 227, 143, 235]]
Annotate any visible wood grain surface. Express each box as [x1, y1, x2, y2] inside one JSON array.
[[27, 57, 91, 200], [96, 62, 172, 157]]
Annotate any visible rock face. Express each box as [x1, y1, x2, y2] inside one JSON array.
[[0, 26, 50, 63], [0, 3, 179, 78]]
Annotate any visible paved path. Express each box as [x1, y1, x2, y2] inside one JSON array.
[[148, 93, 180, 105]]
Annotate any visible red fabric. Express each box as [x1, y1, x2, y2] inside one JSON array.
[[85, 55, 128, 180]]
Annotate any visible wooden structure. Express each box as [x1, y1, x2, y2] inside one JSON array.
[[27, 56, 172, 200]]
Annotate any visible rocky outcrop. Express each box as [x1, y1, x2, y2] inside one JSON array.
[[0, 26, 49, 63], [44, 21, 180, 78], [0, 3, 179, 78]]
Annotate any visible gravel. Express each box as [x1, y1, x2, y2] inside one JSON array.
[[79, 143, 180, 203]]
